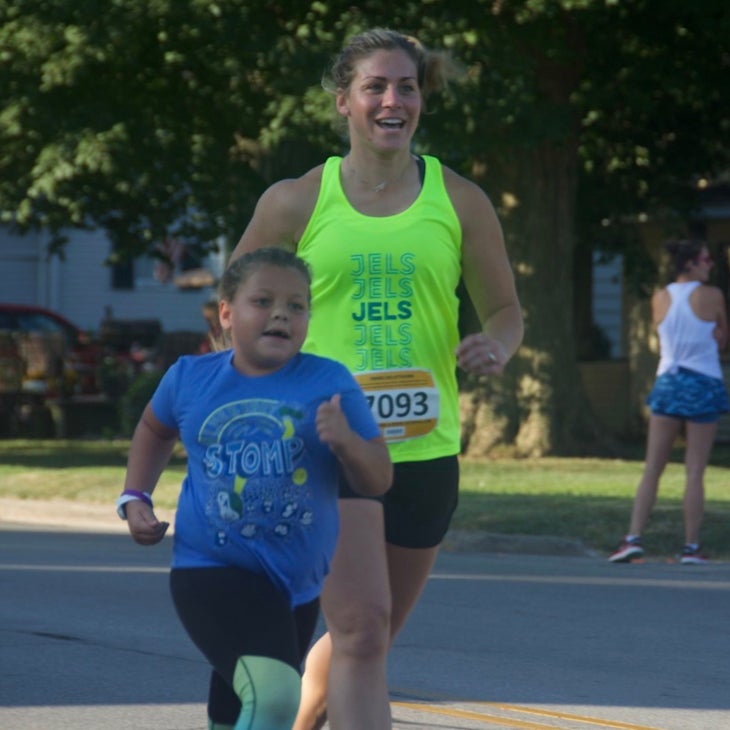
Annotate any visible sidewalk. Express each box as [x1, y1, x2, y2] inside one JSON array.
[[0, 497, 175, 533], [0, 496, 594, 556]]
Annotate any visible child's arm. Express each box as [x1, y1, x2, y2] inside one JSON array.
[[121, 403, 179, 545], [316, 394, 393, 497]]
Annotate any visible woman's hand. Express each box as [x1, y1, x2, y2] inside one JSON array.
[[456, 333, 507, 376]]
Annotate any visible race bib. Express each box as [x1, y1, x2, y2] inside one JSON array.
[[354, 369, 439, 443]]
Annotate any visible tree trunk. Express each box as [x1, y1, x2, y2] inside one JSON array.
[[462, 139, 607, 457]]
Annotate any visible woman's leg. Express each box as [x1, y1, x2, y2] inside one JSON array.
[[294, 632, 332, 730], [296, 543, 443, 728], [294, 455, 457, 730], [628, 414, 682, 535], [682, 420, 717, 544], [386, 543, 440, 638], [293, 499, 392, 730], [384, 456, 458, 638]]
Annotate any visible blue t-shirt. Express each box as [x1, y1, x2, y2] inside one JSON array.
[[151, 350, 380, 607]]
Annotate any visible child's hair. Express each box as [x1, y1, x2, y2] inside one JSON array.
[[664, 238, 706, 279], [211, 249, 311, 352], [202, 300, 218, 317], [199, 299, 222, 352], [218, 247, 312, 303], [323, 28, 463, 109]]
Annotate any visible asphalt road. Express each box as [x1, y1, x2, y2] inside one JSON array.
[[1, 520, 729, 730]]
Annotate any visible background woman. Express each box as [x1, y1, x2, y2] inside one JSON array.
[[609, 239, 728, 565]]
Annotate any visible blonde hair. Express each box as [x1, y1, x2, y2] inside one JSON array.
[[323, 28, 463, 109]]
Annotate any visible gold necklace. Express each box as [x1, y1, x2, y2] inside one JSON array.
[[343, 155, 414, 194]]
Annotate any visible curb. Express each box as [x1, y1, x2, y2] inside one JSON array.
[[443, 528, 597, 557]]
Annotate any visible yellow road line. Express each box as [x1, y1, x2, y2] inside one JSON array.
[[482, 702, 665, 730], [393, 701, 666, 730], [393, 702, 573, 729]]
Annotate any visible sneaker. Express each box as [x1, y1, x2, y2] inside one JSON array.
[[608, 538, 644, 563], [679, 545, 708, 565]]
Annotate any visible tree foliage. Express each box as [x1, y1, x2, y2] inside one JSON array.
[[0, 0, 337, 257], [2, 0, 727, 255], [1, 0, 729, 452]]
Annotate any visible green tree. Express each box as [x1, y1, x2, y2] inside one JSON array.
[[0, 0, 332, 258], [1, 0, 728, 453], [443, 0, 730, 454]]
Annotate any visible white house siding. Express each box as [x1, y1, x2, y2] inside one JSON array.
[[1, 227, 226, 334], [0, 230, 45, 303], [592, 252, 624, 358]]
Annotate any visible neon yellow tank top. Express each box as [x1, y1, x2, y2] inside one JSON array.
[[298, 155, 462, 462]]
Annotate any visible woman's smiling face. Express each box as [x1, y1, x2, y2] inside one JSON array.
[[337, 48, 422, 153]]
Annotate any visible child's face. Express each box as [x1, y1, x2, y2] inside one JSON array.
[[219, 264, 310, 376]]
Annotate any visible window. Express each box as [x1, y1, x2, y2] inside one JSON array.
[[111, 258, 134, 290]]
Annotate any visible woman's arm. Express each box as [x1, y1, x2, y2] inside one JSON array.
[[651, 288, 670, 328], [710, 287, 729, 351], [229, 168, 323, 261], [446, 169, 524, 375]]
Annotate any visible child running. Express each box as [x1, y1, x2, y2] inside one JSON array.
[[116, 247, 392, 730]]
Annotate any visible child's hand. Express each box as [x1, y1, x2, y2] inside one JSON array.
[[125, 500, 169, 546], [316, 394, 353, 455]]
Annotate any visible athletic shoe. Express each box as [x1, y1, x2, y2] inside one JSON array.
[[608, 538, 644, 563], [679, 545, 708, 565]]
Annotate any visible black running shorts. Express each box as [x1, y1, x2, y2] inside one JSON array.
[[339, 455, 459, 549]]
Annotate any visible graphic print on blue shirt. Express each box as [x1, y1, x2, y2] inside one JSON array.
[[199, 398, 312, 549]]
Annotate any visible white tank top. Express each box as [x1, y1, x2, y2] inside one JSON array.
[[656, 281, 722, 379]]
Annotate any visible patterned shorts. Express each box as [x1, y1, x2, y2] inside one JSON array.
[[646, 367, 730, 423]]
